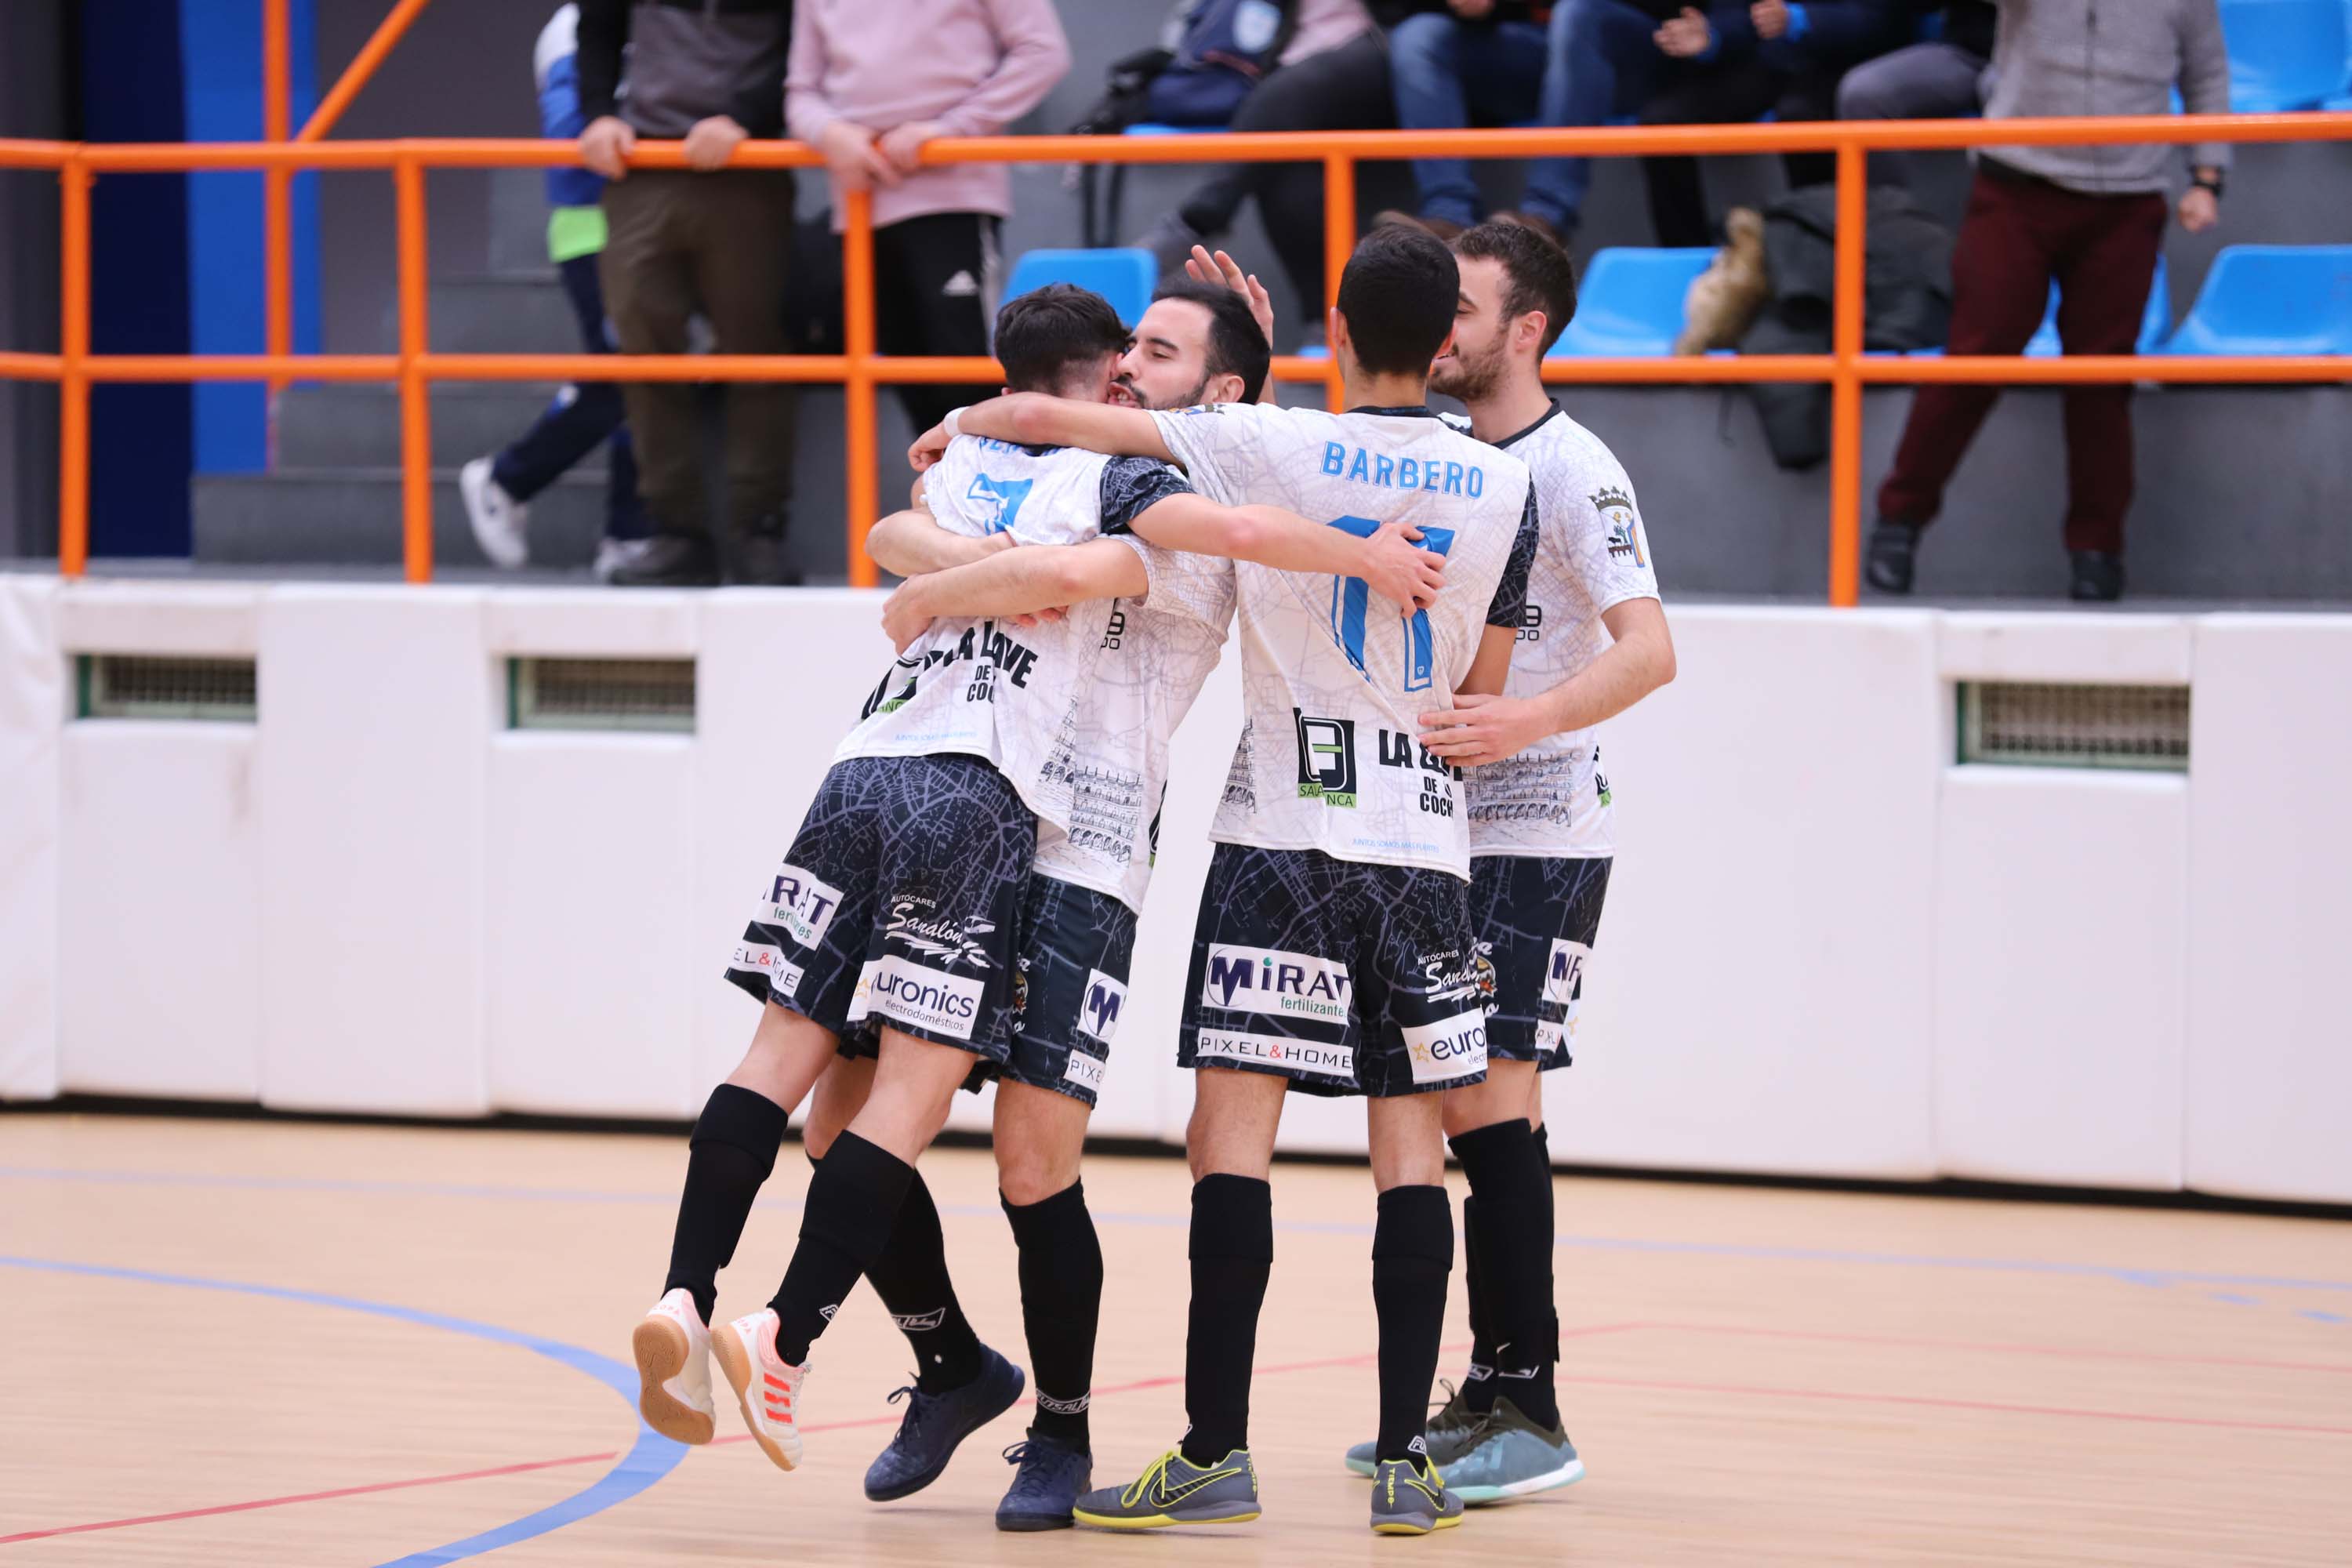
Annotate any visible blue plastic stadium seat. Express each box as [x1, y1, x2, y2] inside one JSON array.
[[1001, 248, 1159, 328], [2219, 0, 2347, 111], [2021, 256, 2173, 356], [1547, 247, 1717, 358], [2162, 244, 2352, 355], [1123, 123, 1224, 136]]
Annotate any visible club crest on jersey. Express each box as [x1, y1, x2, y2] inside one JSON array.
[[1294, 710, 1358, 807], [884, 896, 998, 971], [967, 472, 1033, 533], [1593, 486, 1646, 566]]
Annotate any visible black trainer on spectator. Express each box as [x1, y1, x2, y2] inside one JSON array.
[[2068, 552, 2125, 604], [1866, 520, 1921, 596]]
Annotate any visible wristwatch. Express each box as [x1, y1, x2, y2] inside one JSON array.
[[2191, 171, 2226, 199]]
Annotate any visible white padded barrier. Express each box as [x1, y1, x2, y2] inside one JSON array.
[[256, 587, 495, 1115], [1542, 608, 1944, 1180], [2184, 615, 2352, 1204], [1933, 768, 2188, 1189], [0, 575, 61, 1101]]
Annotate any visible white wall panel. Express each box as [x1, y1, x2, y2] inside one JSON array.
[[1543, 608, 1943, 1178], [487, 733, 699, 1117], [0, 575, 61, 1101], [58, 579, 261, 656], [59, 724, 261, 1100], [1939, 612, 2194, 684], [256, 588, 493, 1114], [1933, 768, 2187, 1188], [2185, 615, 2352, 1203]]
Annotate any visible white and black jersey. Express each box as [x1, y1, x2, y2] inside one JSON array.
[[833, 434, 1191, 833], [1150, 401, 1537, 880]]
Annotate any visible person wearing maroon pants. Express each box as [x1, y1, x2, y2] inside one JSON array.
[[1867, 0, 2230, 603]]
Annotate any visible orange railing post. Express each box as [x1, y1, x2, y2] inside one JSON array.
[[394, 154, 432, 583], [1322, 152, 1352, 411], [264, 0, 292, 401], [1828, 137, 1867, 609], [57, 153, 92, 577], [300, 0, 436, 144], [843, 186, 880, 588]]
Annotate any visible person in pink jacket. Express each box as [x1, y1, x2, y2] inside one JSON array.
[[788, 0, 1073, 435]]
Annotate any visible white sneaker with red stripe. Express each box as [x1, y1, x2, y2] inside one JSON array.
[[713, 1308, 810, 1472], [632, 1289, 717, 1445]]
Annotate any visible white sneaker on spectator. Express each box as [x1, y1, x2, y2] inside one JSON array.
[[460, 457, 530, 569], [592, 535, 656, 584]]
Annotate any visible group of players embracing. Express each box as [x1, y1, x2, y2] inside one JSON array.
[[628, 216, 1675, 1539]]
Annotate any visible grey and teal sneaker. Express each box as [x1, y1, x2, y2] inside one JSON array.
[[1442, 1396, 1584, 1505], [1071, 1446, 1261, 1530], [1368, 1455, 1465, 1535], [862, 1345, 1025, 1501], [1344, 1380, 1485, 1477]]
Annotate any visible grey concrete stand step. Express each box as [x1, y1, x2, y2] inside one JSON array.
[[274, 382, 615, 470], [405, 274, 582, 354], [192, 466, 611, 569]]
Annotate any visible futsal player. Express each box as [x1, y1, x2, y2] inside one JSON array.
[[907, 224, 1541, 1537], [633, 284, 1443, 1475], [790, 282, 1439, 1530], [1338, 220, 1676, 1504]]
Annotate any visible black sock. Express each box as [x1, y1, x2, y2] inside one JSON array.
[[662, 1084, 789, 1324], [768, 1131, 914, 1364], [859, 1168, 985, 1393], [1181, 1174, 1272, 1466], [1533, 1123, 1562, 1364], [1460, 1193, 1499, 1414], [1373, 1184, 1454, 1467], [1447, 1118, 1561, 1429], [1003, 1180, 1103, 1450]]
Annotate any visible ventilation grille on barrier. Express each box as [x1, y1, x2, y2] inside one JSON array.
[[510, 657, 696, 733], [1958, 682, 2189, 771], [77, 655, 257, 721]]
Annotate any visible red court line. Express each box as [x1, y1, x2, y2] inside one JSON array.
[[1558, 1370, 2352, 1438], [1636, 1319, 2352, 1376]]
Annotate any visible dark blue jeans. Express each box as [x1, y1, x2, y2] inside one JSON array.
[[491, 252, 648, 540], [1390, 0, 1667, 230]]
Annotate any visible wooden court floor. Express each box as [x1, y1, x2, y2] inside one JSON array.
[[3, 1114, 2350, 1566]]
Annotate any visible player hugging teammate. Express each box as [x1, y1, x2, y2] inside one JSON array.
[[630, 220, 1673, 1541]]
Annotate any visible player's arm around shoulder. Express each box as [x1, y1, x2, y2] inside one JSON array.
[[907, 395, 1176, 470], [878, 539, 1149, 653], [866, 506, 1014, 577], [1127, 494, 1446, 615]]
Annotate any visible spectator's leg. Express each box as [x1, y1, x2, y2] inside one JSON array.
[[600, 172, 706, 541], [2050, 192, 2166, 557], [1837, 42, 1989, 186], [1775, 68, 1840, 192], [1525, 0, 1671, 234], [1176, 42, 1377, 245], [1250, 32, 1397, 330], [488, 254, 626, 506], [1388, 13, 1482, 228], [688, 170, 797, 557], [877, 212, 998, 438], [1877, 172, 2057, 528], [1636, 63, 1779, 248]]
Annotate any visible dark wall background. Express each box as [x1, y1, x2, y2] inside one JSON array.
[[0, 0, 68, 560]]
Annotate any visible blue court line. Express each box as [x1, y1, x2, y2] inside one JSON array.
[[0, 1254, 686, 1566], [9, 1163, 2352, 1296]]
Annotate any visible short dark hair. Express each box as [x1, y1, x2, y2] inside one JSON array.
[[995, 284, 1131, 394], [1334, 225, 1461, 377], [1454, 222, 1581, 354], [1150, 281, 1272, 404]]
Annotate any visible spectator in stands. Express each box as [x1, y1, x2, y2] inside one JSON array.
[[1131, 2, 1379, 284], [1388, 0, 1908, 246], [578, 0, 797, 587], [788, 0, 1071, 439], [1837, 2, 1996, 185], [1868, 0, 2229, 604], [462, 5, 652, 583]]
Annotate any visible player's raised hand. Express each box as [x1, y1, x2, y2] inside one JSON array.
[[908, 421, 954, 471], [1359, 520, 1448, 613], [1185, 245, 1276, 348], [880, 579, 936, 652], [1416, 690, 1545, 767]]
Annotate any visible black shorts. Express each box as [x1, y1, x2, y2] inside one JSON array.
[[991, 873, 1137, 1108], [1178, 844, 1490, 1098], [1471, 854, 1610, 1069], [723, 753, 1034, 1061]]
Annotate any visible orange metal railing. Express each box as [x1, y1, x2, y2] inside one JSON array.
[[4, 113, 2350, 599]]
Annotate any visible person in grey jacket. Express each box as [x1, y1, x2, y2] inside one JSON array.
[[1867, 0, 2228, 603]]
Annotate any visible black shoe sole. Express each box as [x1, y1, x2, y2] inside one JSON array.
[[996, 1512, 1076, 1532]]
